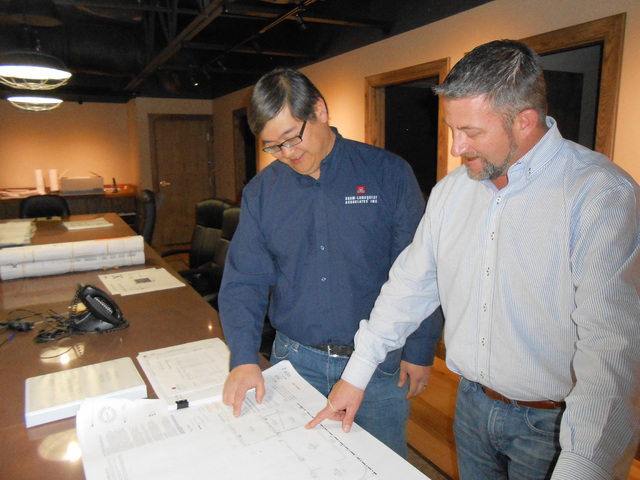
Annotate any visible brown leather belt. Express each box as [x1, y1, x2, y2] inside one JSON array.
[[482, 386, 565, 410], [312, 344, 354, 357]]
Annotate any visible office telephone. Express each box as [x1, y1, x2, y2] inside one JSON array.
[[70, 284, 129, 334]]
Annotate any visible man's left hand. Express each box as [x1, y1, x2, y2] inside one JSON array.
[[398, 360, 432, 399]]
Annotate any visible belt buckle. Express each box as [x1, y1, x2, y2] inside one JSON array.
[[325, 345, 353, 357], [327, 345, 340, 357]]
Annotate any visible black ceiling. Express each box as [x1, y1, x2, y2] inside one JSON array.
[[0, 0, 491, 103]]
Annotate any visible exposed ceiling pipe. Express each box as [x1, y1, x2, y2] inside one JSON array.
[[204, 0, 319, 73], [125, 0, 234, 91]]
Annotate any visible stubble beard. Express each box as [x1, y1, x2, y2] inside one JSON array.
[[464, 137, 518, 181]]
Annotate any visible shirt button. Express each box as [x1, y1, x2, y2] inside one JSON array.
[[485, 267, 491, 276], [482, 303, 487, 312], [481, 338, 486, 346], [321, 277, 327, 282], [480, 371, 485, 378], [320, 245, 325, 251], [490, 232, 495, 240]]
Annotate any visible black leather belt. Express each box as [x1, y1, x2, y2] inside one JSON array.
[[482, 386, 565, 410], [312, 344, 355, 357]]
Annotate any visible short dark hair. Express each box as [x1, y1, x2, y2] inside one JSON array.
[[247, 68, 327, 135], [433, 39, 547, 128]]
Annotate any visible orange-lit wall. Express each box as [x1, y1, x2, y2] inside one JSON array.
[[210, 0, 640, 202], [0, 96, 212, 192], [0, 102, 132, 190]]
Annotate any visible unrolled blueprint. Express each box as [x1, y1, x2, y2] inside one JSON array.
[[76, 361, 430, 480]]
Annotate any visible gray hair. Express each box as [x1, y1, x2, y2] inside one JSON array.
[[433, 39, 547, 129], [247, 68, 327, 135]]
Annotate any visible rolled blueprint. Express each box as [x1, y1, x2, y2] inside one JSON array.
[[35, 169, 45, 194], [49, 169, 59, 192]]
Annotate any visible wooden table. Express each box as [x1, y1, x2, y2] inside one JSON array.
[[0, 214, 226, 479]]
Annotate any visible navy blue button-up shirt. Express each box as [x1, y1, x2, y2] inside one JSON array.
[[220, 129, 443, 368]]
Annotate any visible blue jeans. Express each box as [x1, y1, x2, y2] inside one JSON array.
[[271, 330, 410, 458], [454, 377, 563, 479]]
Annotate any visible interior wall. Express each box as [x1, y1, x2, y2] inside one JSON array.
[[0, 97, 213, 193], [210, 0, 640, 198], [0, 101, 133, 190]]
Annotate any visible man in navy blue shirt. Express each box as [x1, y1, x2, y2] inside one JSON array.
[[219, 68, 443, 457]]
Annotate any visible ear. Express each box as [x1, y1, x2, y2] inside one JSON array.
[[313, 98, 329, 123], [514, 108, 539, 140]]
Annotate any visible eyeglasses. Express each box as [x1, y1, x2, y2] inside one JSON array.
[[262, 120, 307, 154]]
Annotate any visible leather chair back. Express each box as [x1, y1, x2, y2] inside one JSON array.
[[19, 194, 71, 219], [133, 189, 156, 244], [212, 206, 241, 267], [189, 198, 236, 268]]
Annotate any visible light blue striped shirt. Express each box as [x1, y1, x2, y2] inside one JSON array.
[[342, 119, 640, 478]]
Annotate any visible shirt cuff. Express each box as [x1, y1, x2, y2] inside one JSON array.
[[402, 308, 444, 366], [341, 351, 379, 390], [551, 451, 610, 480], [229, 350, 261, 370]]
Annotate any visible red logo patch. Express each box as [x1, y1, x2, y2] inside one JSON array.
[[356, 186, 365, 194]]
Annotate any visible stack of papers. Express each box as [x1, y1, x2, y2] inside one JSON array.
[[63, 218, 114, 231], [25, 357, 147, 428], [0, 220, 34, 247], [99, 267, 185, 295], [0, 189, 38, 198]]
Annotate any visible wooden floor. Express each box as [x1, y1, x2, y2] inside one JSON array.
[[407, 357, 640, 480]]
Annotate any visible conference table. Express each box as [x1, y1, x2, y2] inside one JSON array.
[[0, 213, 233, 479]]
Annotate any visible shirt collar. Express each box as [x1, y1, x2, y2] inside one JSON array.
[[318, 127, 343, 180], [511, 116, 563, 178]]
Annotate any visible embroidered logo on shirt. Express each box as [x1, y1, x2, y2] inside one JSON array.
[[345, 186, 378, 205]]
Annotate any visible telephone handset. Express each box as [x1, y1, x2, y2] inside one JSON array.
[[70, 284, 129, 333]]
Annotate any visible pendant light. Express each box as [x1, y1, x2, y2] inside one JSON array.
[[0, 50, 71, 90], [7, 95, 63, 112]]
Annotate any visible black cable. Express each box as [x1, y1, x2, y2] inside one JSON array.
[[0, 333, 15, 348]]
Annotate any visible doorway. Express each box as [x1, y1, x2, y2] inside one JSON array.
[[385, 79, 440, 196], [149, 114, 215, 246], [366, 58, 450, 199]]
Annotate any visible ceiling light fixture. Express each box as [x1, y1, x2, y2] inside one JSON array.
[[7, 95, 63, 112], [0, 50, 71, 90]]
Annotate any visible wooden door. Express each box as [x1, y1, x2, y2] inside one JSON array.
[[150, 115, 214, 246]]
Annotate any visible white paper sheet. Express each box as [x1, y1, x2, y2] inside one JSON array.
[[63, 218, 114, 231], [136, 338, 230, 409], [98, 267, 185, 295], [0, 219, 34, 247], [76, 361, 430, 480]]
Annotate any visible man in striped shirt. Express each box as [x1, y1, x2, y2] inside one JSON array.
[[308, 39, 640, 479]]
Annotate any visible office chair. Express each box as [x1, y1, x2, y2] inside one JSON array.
[[161, 198, 237, 298], [201, 206, 241, 309], [19, 194, 71, 219], [133, 189, 156, 244]]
